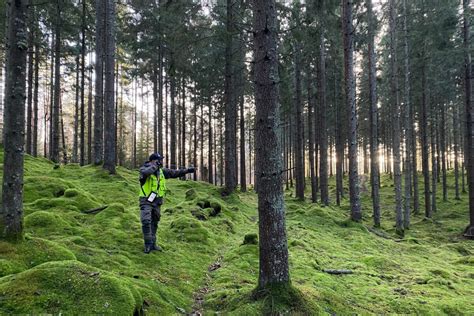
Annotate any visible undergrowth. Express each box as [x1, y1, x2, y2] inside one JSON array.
[[0, 150, 473, 314]]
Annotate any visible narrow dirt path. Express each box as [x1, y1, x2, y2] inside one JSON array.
[[189, 255, 223, 315]]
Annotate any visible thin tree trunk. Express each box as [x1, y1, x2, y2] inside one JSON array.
[[170, 58, 177, 169], [33, 43, 39, 157], [87, 65, 93, 164], [294, 43, 305, 201], [421, 62, 431, 218], [319, 28, 329, 206], [431, 111, 437, 213], [454, 104, 461, 200], [390, 0, 403, 235], [208, 101, 213, 184], [307, 75, 317, 203], [26, 18, 33, 155], [253, 0, 290, 288], [440, 104, 447, 201], [1, 0, 28, 241], [60, 97, 67, 164], [403, 0, 411, 229], [73, 53, 80, 163], [94, 0, 105, 165], [80, 0, 86, 165], [367, 0, 380, 227], [463, 0, 474, 237], [51, 0, 61, 163], [343, 0, 361, 221], [103, 0, 116, 174], [224, 0, 238, 194]]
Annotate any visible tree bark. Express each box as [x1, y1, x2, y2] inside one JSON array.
[[421, 62, 431, 218], [253, 0, 290, 288], [224, 0, 238, 194], [463, 0, 474, 237], [103, 0, 116, 174], [403, 0, 411, 229], [319, 28, 329, 206], [80, 0, 86, 166], [94, 0, 105, 165], [390, 0, 403, 235], [33, 43, 39, 157], [307, 75, 317, 203], [51, 0, 61, 163], [367, 0, 380, 227], [293, 42, 305, 201], [26, 16, 33, 155], [1, 0, 28, 241], [343, 0, 361, 221], [208, 102, 213, 184]]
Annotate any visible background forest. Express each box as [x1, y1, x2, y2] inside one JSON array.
[[0, 0, 473, 314]]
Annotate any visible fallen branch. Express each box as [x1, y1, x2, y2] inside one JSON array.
[[323, 269, 354, 275], [83, 205, 108, 214]]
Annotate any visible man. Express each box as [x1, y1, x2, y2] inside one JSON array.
[[139, 153, 195, 253]]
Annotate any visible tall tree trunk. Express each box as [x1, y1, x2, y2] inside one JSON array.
[[193, 99, 198, 181], [367, 0, 380, 227], [208, 102, 214, 184], [319, 29, 329, 206], [87, 65, 93, 164], [60, 97, 67, 164], [51, 0, 61, 163], [49, 33, 54, 158], [412, 98, 419, 214], [26, 17, 33, 155], [224, 0, 238, 194], [403, 0, 411, 229], [170, 58, 177, 169], [240, 93, 247, 192], [335, 62, 344, 205], [307, 75, 317, 203], [463, 0, 474, 237], [94, 0, 105, 165], [431, 110, 437, 213], [440, 105, 447, 201], [103, 0, 116, 174], [33, 43, 39, 157], [80, 0, 86, 166], [153, 68, 158, 153], [390, 0, 403, 235], [158, 48, 164, 154], [1, 0, 28, 241], [253, 0, 290, 288], [73, 53, 80, 162], [181, 77, 186, 172], [454, 104, 461, 200], [294, 43, 305, 201], [421, 62, 431, 218], [343, 0, 361, 221]]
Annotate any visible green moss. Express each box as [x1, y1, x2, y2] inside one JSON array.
[[0, 261, 140, 315], [170, 216, 210, 243]]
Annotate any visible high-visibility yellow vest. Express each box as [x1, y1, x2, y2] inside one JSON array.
[[139, 169, 166, 198]]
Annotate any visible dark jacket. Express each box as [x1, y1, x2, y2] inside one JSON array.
[[139, 161, 188, 206]]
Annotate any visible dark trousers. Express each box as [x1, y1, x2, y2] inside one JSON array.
[[140, 199, 161, 246]]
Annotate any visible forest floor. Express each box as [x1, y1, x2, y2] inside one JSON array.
[[0, 150, 473, 315]]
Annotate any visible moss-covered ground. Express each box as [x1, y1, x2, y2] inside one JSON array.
[[0, 150, 473, 315]]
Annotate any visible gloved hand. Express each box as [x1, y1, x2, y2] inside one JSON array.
[[187, 167, 196, 174]]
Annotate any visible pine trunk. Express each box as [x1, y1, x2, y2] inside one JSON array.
[[51, 1, 61, 163], [463, 0, 474, 237], [1, 0, 28, 241], [367, 0, 380, 227], [390, 0, 403, 235], [294, 43, 305, 201], [253, 0, 290, 288], [319, 30, 329, 206], [80, 0, 86, 165], [403, 0, 411, 228], [94, 0, 105, 165], [421, 62, 432, 218], [343, 0, 361, 221], [103, 0, 116, 174], [224, 0, 237, 194]]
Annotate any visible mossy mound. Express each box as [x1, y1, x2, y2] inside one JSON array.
[[0, 238, 76, 277], [0, 261, 141, 315], [170, 216, 210, 243]]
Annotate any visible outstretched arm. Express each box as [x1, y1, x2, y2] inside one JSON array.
[[162, 167, 195, 179]]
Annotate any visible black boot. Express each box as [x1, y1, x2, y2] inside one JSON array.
[[144, 243, 154, 254], [152, 244, 163, 252]]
